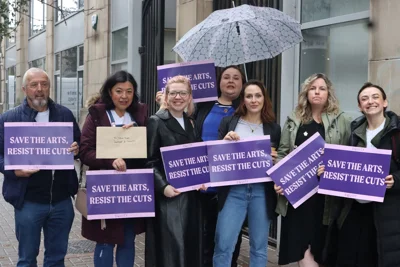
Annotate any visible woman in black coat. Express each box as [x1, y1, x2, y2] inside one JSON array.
[[156, 65, 246, 267], [145, 75, 201, 267], [329, 82, 400, 267]]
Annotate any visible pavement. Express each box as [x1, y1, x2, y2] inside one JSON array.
[[0, 175, 296, 267]]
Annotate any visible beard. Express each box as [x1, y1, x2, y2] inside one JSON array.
[[30, 97, 48, 108]]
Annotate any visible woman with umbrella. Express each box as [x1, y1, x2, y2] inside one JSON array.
[[274, 73, 351, 267]]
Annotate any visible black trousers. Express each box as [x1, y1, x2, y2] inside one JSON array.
[[335, 202, 377, 267]]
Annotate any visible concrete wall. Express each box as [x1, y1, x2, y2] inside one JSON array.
[[176, 0, 213, 62], [81, 0, 110, 122], [369, 0, 400, 115]]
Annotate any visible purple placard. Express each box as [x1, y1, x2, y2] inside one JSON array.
[[86, 169, 155, 220], [4, 122, 74, 170], [161, 142, 209, 192], [207, 136, 273, 187], [157, 60, 218, 103], [267, 133, 325, 209], [318, 144, 392, 202]]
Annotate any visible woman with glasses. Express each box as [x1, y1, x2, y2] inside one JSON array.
[[145, 75, 201, 267], [155, 66, 246, 267]]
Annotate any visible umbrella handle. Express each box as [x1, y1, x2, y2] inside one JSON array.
[[243, 64, 248, 82]]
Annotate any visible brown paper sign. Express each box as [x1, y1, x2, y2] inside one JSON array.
[[96, 127, 147, 159]]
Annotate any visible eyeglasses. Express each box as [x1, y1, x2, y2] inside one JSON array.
[[28, 81, 50, 89], [168, 91, 190, 98]]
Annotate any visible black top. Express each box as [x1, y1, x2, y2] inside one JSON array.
[[295, 120, 325, 147], [279, 120, 327, 265]]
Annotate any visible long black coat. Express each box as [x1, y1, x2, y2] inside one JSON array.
[[145, 109, 201, 267], [217, 115, 281, 219], [347, 111, 400, 267]]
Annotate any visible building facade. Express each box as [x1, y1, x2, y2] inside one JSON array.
[[1, 0, 399, 251]]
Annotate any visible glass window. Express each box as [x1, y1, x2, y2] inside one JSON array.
[[112, 27, 128, 61], [78, 46, 84, 66], [301, 0, 369, 23], [6, 67, 16, 110], [56, 0, 84, 22], [30, 0, 46, 36], [55, 46, 83, 120], [111, 62, 128, 74], [29, 57, 46, 70], [8, 0, 16, 28], [61, 47, 78, 77], [6, 32, 16, 48], [6, 0, 16, 47], [55, 53, 61, 71], [299, 20, 369, 119]]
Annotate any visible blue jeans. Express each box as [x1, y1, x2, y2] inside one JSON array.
[[93, 220, 136, 267], [14, 198, 74, 267], [213, 183, 270, 267]]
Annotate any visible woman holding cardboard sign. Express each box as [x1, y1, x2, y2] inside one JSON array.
[[80, 71, 147, 267], [274, 73, 351, 267], [213, 80, 281, 267], [145, 75, 202, 267]]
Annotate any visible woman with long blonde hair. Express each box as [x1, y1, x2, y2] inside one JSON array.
[[274, 73, 351, 267]]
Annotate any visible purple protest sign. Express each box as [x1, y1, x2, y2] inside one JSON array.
[[161, 142, 209, 192], [4, 122, 74, 170], [157, 60, 218, 103], [267, 133, 325, 209], [318, 144, 392, 202], [207, 136, 273, 187], [86, 169, 155, 220]]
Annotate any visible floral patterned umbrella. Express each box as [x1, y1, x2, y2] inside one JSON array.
[[173, 4, 303, 67]]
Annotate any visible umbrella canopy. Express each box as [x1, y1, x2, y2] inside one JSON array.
[[173, 4, 303, 67]]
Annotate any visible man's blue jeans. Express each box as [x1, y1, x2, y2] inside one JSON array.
[[213, 183, 270, 267], [14, 198, 74, 267], [93, 220, 136, 267]]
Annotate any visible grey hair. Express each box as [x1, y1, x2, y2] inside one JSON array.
[[22, 68, 50, 87]]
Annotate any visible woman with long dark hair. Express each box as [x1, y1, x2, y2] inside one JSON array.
[[80, 70, 147, 267]]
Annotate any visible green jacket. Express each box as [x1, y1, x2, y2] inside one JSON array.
[[275, 110, 352, 225]]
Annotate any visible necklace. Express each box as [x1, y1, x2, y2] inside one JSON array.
[[240, 118, 262, 133]]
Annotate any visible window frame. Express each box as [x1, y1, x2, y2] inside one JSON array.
[[55, 0, 85, 24], [54, 46, 84, 121], [29, 0, 47, 38], [110, 26, 129, 74], [294, 0, 370, 93]]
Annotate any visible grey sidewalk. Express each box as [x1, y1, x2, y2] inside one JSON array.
[[0, 176, 296, 267]]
